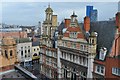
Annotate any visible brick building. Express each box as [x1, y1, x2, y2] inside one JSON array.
[[92, 12, 120, 79], [0, 31, 27, 39], [57, 12, 97, 79]]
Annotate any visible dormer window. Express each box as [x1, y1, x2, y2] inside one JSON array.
[[99, 47, 107, 60]]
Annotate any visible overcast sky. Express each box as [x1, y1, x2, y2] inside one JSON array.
[[1, 2, 119, 25]]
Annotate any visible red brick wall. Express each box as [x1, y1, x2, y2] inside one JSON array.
[[94, 57, 120, 78], [105, 57, 120, 78], [84, 16, 90, 32], [65, 19, 71, 28], [0, 31, 27, 38]]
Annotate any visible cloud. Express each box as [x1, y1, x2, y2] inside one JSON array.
[[2, 2, 118, 25]]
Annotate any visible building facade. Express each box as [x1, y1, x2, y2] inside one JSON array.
[[40, 5, 58, 79], [16, 38, 32, 64], [57, 12, 97, 79], [32, 40, 40, 63], [0, 31, 27, 39], [0, 37, 17, 72]]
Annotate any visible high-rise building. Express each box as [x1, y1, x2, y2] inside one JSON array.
[[118, 1, 120, 12], [86, 6, 93, 17], [86, 6, 98, 22]]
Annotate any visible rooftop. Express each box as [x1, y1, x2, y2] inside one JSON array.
[[16, 38, 31, 43]]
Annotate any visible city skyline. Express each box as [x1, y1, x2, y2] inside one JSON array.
[[2, 2, 118, 25]]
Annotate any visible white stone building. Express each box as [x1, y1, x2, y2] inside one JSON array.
[[16, 38, 32, 63]]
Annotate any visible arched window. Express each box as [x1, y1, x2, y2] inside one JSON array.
[[10, 50, 12, 56], [92, 39, 94, 44], [21, 51, 23, 56], [33, 53, 37, 56], [5, 50, 8, 58], [25, 50, 27, 53]]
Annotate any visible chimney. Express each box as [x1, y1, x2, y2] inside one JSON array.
[[116, 12, 120, 32], [84, 16, 90, 32], [64, 19, 71, 28]]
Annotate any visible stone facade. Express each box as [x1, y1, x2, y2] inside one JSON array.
[[40, 5, 58, 79], [0, 37, 17, 72]]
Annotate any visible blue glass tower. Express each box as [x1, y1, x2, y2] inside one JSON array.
[[86, 6, 93, 17], [86, 6, 98, 22]]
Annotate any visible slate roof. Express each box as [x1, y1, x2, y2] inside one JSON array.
[[57, 21, 65, 35], [32, 40, 40, 46], [89, 20, 116, 55], [16, 38, 31, 43], [57, 20, 116, 58]]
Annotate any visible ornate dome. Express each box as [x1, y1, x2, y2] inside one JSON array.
[[91, 31, 98, 37], [45, 5, 53, 12]]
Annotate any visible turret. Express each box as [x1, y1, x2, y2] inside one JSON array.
[[45, 4, 53, 21], [88, 31, 98, 55]]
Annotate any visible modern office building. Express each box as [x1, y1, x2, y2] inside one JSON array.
[[86, 6, 98, 22]]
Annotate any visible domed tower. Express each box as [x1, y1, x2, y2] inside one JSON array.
[[42, 4, 53, 37], [45, 4, 53, 21]]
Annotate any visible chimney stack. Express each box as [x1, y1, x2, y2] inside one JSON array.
[[84, 16, 90, 32], [64, 19, 71, 28], [116, 12, 120, 30]]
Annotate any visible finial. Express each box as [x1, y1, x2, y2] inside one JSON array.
[[73, 11, 75, 15], [48, 3, 50, 8]]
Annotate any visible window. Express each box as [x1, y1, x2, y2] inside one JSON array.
[[83, 57, 86, 66], [37, 48, 39, 51], [10, 50, 12, 56], [54, 52, 57, 57], [73, 43, 76, 48], [21, 47, 23, 49], [25, 50, 27, 53], [21, 51, 23, 56], [25, 55, 27, 58], [5, 50, 8, 58], [80, 44, 84, 51], [92, 39, 94, 44], [99, 48, 107, 60], [112, 67, 120, 76], [69, 32, 77, 38], [62, 52, 63, 58], [95, 65, 105, 75], [28, 49, 30, 53]]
